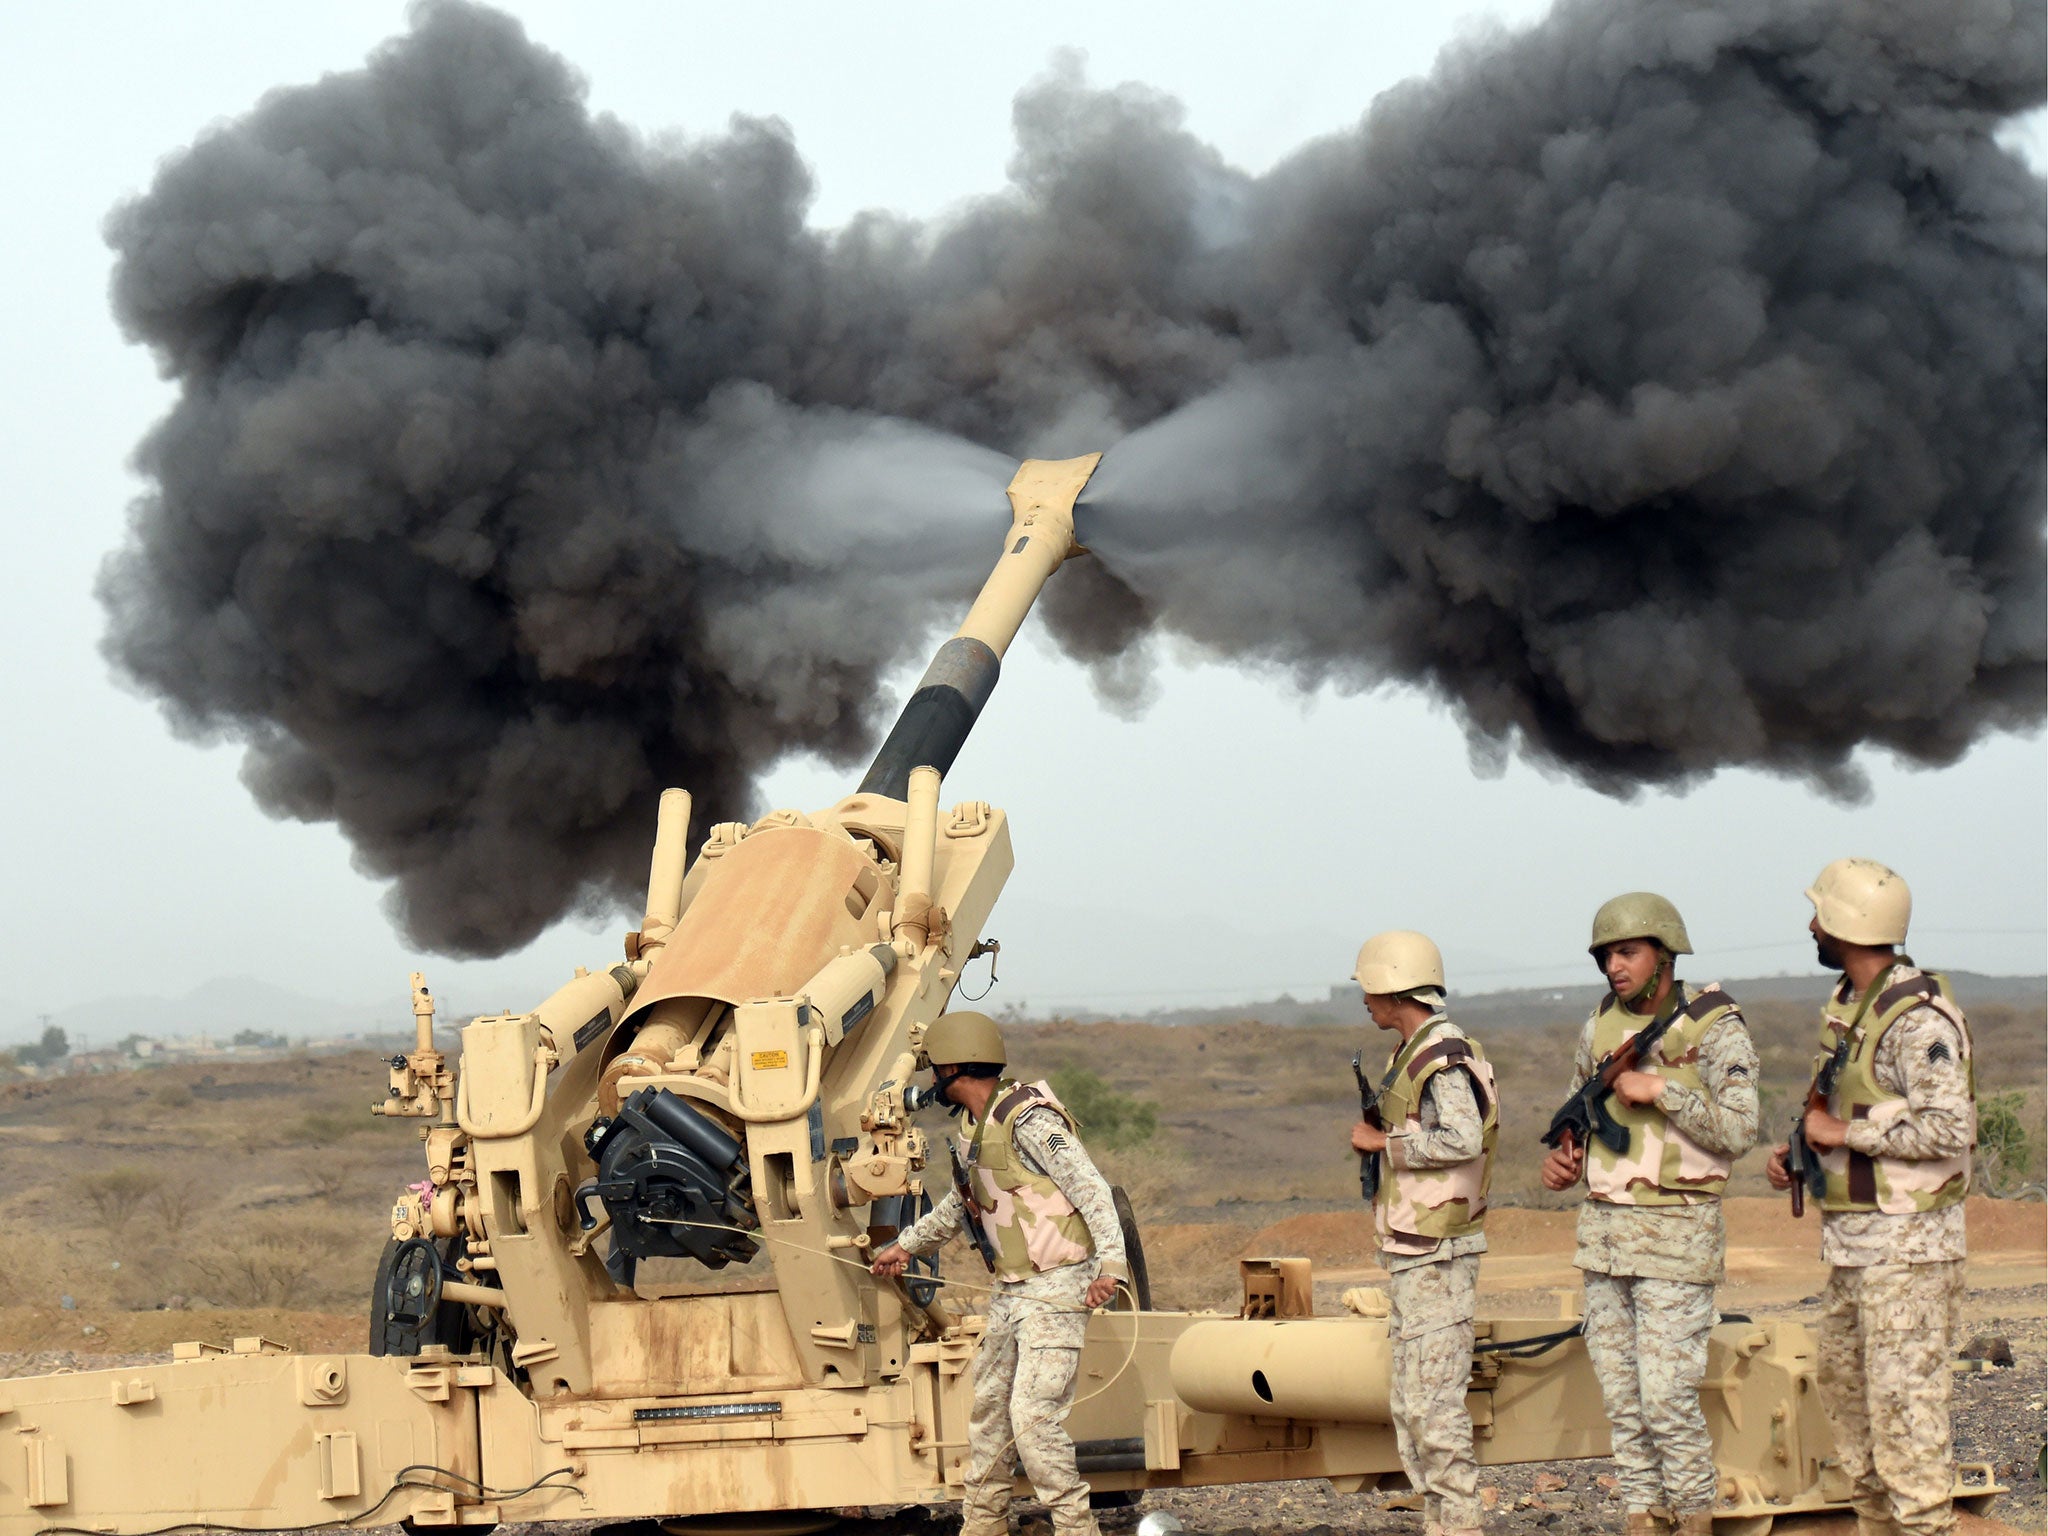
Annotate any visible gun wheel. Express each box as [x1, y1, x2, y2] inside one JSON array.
[[369, 1234, 483, 1357], [1110, 1184, 1153, 1310]]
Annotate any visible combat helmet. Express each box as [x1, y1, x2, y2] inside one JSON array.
[[1352, 930, 1445, 997], [1806, 858, 1910, 946], [923, 1010, 1006, 1067], [1587, 892, 1692, 958]]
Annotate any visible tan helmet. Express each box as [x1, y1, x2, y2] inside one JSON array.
[[1806, 858, 1911, 946], [923, 1010, 1007, 1067], [1588, 892, 1692, 957], [1351, 930, 1446, 996]]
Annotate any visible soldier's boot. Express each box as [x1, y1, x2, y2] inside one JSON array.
[[1623, 1514, 1671, 1536], [1852, 1519, 1898, 1536], [957, 1516, 1012, 1536], [1046, 1512, 1101, 1536], [1672, 1514, 1716, 1536]]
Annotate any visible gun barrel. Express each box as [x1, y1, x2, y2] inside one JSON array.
[[858, 453, 1101, 799]]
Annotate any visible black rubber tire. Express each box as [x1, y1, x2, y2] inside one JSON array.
[[369, 1235, 482, 1357], [1110, 1185, 1153, 1311], [1088, 1489, 1142, 1510], [902, 1187, 942, 1309]]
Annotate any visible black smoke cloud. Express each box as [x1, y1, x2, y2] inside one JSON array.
[[102, 0, 2046, 954]]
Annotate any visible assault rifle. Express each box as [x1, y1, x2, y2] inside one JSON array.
[[1786, 1033, 1852, 1217], [1541, 1005, 1679, 1163], [948, 1141, 998, 1272], [1352, 1050, 1382, 1204]]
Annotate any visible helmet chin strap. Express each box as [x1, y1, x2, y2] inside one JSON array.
[[931, 1065, 972, 1116], [1604, 948, 1668, 1008], [1630, 958, 1662, 1015]]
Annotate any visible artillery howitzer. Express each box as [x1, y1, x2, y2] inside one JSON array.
[[0, 457, 1993, 1535]]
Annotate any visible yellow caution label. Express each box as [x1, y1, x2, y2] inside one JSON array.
[[750, 1050, 790, 1072]]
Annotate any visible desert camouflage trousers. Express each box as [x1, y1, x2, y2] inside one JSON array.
[[1387, 1254, 1482, 1532], [1818, 1260, 1965, 1536], [1582, 1272, 1718, 1516], [960, 1260, 1099, 1536]]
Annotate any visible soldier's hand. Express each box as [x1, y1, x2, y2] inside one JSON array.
[[1350, 1121, 1388, 1154], [1084, 1275, 1119, 1309], [1540, 1143, 1583, 1191], [1764, 1143, 1793, 1190], [870, 1243, 912, 1278], [1612, 1069, 1664, 1107], [1802, 1104, 1849, 1150]]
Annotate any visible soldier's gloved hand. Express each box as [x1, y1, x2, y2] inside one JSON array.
[[1084, 1275, 1119, 1309], [870, 1243, 912, 1278], [1764, 1143, 1793, 1190], [1540, 1143, 1583, 1191]]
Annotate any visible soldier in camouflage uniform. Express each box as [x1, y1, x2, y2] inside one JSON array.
[[1767, 859, 1975, 1536], [871, 1011, 1128, 1536], [1349, 930, 1497, 1536], [1539, 893, 1759, 1536]]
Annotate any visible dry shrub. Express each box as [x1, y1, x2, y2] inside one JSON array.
[[295, 1152, 353, 1202], [79, 1166, 164, 1231], [149, 1179, 209, 1237], [291, 1108, 373, 1147], [0, 1224, 98, 1310], [151, 1081, 193, 1110], [1096, 1143, 1192, 1229], [182, 1212, 371, 1310]]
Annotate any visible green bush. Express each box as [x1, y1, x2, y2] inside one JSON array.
[[1976, 1091, 2041, 1195], [17, 1025, 68, 1068], [1049, 1067, 1158, 1151]]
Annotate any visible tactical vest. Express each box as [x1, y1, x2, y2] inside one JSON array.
[[1372, 1018, 1498, 1257], [1584, 983, 1742, 1207], [962, 1080, 1096, 1283], [1816, 965, 1974, 1216]]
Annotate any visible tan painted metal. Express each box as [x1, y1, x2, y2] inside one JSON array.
[[0, 452, 1958, 1536], [954, 452, 1099, 656], [892, 765, 942, 951], [639, 786, 693, 957]]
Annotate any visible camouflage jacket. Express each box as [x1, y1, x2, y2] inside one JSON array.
[[899, 1104, 1129, 1282], [1822, 986, 1974, 1267]]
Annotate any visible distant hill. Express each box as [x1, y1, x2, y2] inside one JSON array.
[[2, 976, 391, 1050], [13, 967, 2039, 1053], [1085, 969, 2047, 1031]]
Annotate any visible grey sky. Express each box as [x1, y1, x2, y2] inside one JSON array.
[[1, 1, 2042, 1038]]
